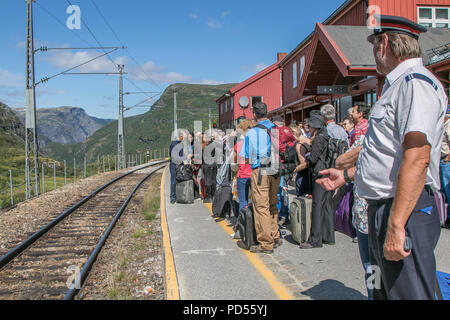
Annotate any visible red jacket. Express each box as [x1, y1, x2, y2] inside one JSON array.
[[272, 126, 296, 154]]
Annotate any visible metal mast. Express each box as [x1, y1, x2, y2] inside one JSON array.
[[25, 0, 40, 198], [117, 64, 125, 169]]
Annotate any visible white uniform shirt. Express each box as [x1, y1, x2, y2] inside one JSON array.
[[355, 58, 448, 200]]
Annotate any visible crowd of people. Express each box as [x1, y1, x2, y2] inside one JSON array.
[[168, 14, 450, 300]]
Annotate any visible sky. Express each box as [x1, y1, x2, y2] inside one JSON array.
[[0, 0, 347, 120]]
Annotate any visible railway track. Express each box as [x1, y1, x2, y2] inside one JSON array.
[[0, 160, 167, 300]]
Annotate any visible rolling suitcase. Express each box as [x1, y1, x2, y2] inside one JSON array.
[[236, 205, 257, 250], [176, 180, 194, 204], [289, 197, 312, 244]]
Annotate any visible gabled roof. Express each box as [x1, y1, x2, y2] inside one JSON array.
[[216, 62, 280, 103], [229, 62, 280, 94], [279, 0, 361, 67]]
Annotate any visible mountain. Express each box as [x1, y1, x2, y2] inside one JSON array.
[[14, 107, 113, 146], [0, 102, 25, 150], [43, 83, 235, 163], [0, 102, 27, 208]]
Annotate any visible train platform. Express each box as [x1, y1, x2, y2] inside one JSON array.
[[160, 166, 450, 300]]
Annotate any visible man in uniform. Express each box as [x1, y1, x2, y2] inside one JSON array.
[[316, 15, 447, 299]]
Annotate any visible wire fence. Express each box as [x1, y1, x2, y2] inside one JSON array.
[[0, 149, 169, 211]]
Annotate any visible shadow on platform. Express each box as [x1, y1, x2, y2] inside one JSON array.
[[301, 279, 367, 300]]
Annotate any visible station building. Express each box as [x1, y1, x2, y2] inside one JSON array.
[[218, 0, 450, 128], [273, 0, 450, 123], [217, 53, 286, 129]]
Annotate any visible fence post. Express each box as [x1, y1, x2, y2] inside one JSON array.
[[74, 158, 76, 183], [42, 163, 45, 194], [9, 169, 13, 205], [64, 160, 67, 185], [53, 162, 56, 190], [115, 156, 117, 171], [108, 155, 111, 172], [97, 155, 100, 174], [102, 155, 105, 173], [84, 157, 87, 178]]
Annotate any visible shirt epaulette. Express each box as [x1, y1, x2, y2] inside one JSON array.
[[405, 73, 439, 91]]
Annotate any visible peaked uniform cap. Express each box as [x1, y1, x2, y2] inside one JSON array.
[[368, 14, 428, 43]]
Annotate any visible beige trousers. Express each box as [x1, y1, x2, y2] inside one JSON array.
[[251, 168, 281, 250]]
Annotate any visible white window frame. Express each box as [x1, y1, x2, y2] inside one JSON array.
[[418, 7, 450, 28], [293, 62, 297, 88], [231, 98, 234, 111]]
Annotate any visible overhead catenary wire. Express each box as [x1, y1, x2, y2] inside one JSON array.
[[35, 0, 160, 102], [89, 0, 163, 93], [64, 0, 159, 101], [35, 48, 119, 86]]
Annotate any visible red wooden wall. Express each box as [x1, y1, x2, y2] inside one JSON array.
[[370, 0, 450, 22]]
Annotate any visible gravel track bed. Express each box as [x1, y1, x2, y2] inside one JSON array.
[[0, 171, 126, 255], [77, 171, 164, 300]]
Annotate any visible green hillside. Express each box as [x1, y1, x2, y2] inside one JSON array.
[[43, 83, 235, 163]]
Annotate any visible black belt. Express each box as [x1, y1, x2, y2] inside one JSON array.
[[366, 185, 433, 207]]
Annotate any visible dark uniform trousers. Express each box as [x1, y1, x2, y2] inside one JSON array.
[[169, 162, 177, 202], [308, 182, 335, 246], [367, 187, 441, 300]]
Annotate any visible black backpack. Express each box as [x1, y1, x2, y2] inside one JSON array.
[[325, 138, 348, 169], [255, 124, 298, 176]]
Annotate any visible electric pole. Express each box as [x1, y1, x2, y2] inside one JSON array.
[[25, 0, 40, 198], [117, 64, 125, 170]]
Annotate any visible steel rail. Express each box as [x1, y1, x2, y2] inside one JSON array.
[[64, 163, 166, 300], [0, 160, 168, 270]]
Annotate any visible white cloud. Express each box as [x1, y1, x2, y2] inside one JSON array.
[[221, 11, 231, 18], [206, 18, 222, 29], [241, 64, 268, 73], [0, 69, 23, 88], [16, 41, 26, 48], [197, 80, 226, 85], [48, 51, 127, 73], [189, 13, 198, 19], [130, 61, 191, 83], [129, 60, 224, 85]]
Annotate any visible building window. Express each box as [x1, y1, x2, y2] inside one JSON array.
[[418, 7, 450, 28], [225, 100, 228, 113], [231, 98, 234, 111], [299, 56, 305, 80], [251, 96, 263, 108], [293, 62, 297, 88]]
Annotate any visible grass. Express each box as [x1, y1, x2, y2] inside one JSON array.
[[120, 255, 131, 267], [141, 177, 161, 221], [0, 155, 116, 211], [116, 271, 125, 282], [132, 227, 147, 239], [108, 287, 132, 300]]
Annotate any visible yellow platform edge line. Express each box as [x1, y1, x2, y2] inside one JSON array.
[[161, 165, 180, 300], [204, 203, 294, 300]]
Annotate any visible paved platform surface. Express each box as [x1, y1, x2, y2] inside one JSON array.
[[163, 167, 450, 300]]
